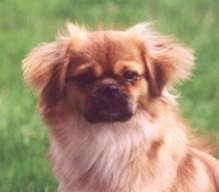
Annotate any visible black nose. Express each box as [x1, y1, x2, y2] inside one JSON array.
[[102, 84, 120, 97], [95, 84, 120, 98]]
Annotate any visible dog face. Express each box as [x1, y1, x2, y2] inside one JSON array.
[[23, 23, 194, 123], [65, 32, 148, 123]]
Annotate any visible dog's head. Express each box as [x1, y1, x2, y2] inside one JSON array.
[[23, 23, 194, 123]]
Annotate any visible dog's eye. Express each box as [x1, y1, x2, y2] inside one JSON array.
[[123, 70, 139, 82], [70, 73, 95, 86]]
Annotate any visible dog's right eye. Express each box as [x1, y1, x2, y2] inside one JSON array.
[[70, 73, 95, 87], [123, 70, 139, 82]]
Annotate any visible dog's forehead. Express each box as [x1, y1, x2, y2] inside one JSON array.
[[87, 31, 141, 60], [68, 31, 144, 75]]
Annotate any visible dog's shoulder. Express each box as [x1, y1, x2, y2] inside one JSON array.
[[172, 147, 219, 192]]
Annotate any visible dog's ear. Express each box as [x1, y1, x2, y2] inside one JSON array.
[[22, 23, 88, 95], [22, 41, 69, 94], [128, 23, 195, 97]]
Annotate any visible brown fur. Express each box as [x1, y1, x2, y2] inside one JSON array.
[[23, 23, 219, 192]]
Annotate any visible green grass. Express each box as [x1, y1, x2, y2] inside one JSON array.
[[0, 0, 218, 191]]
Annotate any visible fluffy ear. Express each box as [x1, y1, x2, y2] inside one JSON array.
[[22, 23, 87, 95], [128, 23, 195, 97], [22, 41, 69, 94]]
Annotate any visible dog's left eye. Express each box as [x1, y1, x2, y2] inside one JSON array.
[[123, 70, 139, 82]]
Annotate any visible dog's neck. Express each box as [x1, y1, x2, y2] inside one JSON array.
[[47, 102, 188, 192]]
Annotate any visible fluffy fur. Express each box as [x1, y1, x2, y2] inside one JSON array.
[[23, 23, 219, 192]]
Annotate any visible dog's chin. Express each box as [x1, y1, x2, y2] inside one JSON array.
[[83, 110, 133, 124]]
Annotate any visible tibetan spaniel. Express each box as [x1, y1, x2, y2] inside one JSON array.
[[22, 23, 219, 192]]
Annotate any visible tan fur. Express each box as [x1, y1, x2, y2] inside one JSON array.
[[23, 23, 219, 192]]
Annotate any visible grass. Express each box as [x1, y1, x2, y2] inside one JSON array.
[[0, 0, 218, 191]]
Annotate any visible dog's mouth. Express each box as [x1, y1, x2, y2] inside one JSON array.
[[83, 97, 133, 123], [84, 110, 133, 123], [83, 80, 134, 123]]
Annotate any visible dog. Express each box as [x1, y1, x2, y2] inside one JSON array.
[[22, 23, 219, 192]]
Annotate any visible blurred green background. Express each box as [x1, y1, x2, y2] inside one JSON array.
[[0, 0, 218, 191]]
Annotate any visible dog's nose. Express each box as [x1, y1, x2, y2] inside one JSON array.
[[92, 78, 121, 99], [99, 84, 120, 98]]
